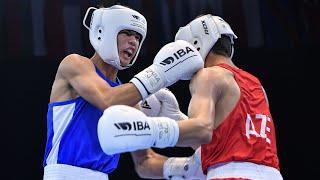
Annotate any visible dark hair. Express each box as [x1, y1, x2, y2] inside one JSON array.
[[211, 35, 233, 57], [98, 0, 122, 8]]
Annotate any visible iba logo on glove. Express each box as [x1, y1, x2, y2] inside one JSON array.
[[114, 121, 151, 131], [160, 46, 196, 66]]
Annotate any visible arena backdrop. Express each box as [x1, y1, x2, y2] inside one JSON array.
[[0, 0, 318, 179]]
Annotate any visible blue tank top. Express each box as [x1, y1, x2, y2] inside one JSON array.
[[43, 66, 121, 173]]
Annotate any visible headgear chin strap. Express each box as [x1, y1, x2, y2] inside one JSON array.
[[83, 5, 147, 70], [175, 14, 237, 60]]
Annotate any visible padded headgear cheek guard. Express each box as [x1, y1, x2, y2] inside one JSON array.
[[83, 5, 147, 70], [175, 14, 237, 60]]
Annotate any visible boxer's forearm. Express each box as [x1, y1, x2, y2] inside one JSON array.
[[176, 118, 213, 147], [136, 156, 167, 179], [131, 149, 168, 179]]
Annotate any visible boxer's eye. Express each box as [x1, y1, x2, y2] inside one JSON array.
[[120, 30, 141, 41], [120, 30, 131, 36]]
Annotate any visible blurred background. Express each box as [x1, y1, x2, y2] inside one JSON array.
[[0, 0, 319, 179]]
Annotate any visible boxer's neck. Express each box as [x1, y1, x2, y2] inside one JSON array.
[[91, 52, 118, 82], [205, 52, 237, 68]]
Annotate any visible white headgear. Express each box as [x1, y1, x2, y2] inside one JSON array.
[[175, 14, 237, 60], [83, 5, 147, 70]]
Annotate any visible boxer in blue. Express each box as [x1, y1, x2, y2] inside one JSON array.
[[42, 4, 203, 180]]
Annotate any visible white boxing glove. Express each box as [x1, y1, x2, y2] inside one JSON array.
[[130, 40, 204, 99], [97, 105, 179, 155], [138, 92, 161, 117], [139, 88, 188, 121], [163, 147, 206, 180], [171, 177, 185, 180]]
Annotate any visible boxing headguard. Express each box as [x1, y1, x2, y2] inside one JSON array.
[[175, 14, 237, 60], [83, 5, 147, 70]]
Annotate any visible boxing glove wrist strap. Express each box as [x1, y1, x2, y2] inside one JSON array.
[[130, 77, 150, 99], [163, 157, 189, 179], [179, 112, 188, 120], [130, 65, 165, 99], [150, 117, 179, 148]]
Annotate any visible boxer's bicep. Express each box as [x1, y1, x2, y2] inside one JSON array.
[[178, 91, 215, 145], [59, 55, 113, 110], [188, 69, 218, 122], [188, 93, 215, 129], [177, 69, 219, 146], [59, 55, 143, 110], [70, 72, 113, 110]]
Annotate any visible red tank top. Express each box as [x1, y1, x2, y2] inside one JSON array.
[[201, 63, 279, 174]]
